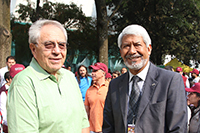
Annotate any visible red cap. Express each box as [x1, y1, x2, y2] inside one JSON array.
[[106, 73, 112, 79], [185, 83, 200, 94], [176, 67, 182, 72], [89, 62, 108, 73], [190, 69, 199, 75], [10, 64, 25, 78], [75, 71, 78, 77]]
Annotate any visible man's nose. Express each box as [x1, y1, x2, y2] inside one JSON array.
[[128, 45, 137, 54], [52, 43, 61, 53]]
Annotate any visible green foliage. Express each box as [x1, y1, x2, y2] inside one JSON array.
[[108, 0, 200, 65], [11, 1, 98, 65], [11, 19, 31, 66], [12, 0, 200, 66]]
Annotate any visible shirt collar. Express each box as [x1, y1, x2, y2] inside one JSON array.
[[30, 57, 63, 81], [92, 81, 107, 88], [129, 61, 150, 82], [80, 76, 86, 79]]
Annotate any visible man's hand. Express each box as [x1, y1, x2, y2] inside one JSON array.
[[82, 127, 89, 133], [85, 105, 90, 119]]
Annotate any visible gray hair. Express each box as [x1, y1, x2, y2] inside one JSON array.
[[117, 24, 151, 48], [28, 19, 68, 44]]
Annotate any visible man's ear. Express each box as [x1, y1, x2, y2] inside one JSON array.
[[5, 78, 9, 83], [147, 44, 152, 56], [29, 43, 37, 57]]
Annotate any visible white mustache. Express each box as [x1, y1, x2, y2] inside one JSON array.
[[125, 54, 142, 59]]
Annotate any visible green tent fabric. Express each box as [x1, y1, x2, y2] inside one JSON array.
[[165, 58, 193, 73]]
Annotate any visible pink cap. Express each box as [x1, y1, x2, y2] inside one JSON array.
[[89, 62, 108, 73], [176, 67, 182, 72], [10, 64, 25, 78], [190, 69, 199, 75], [106, 73, 112, 79], [185, 83, 200, 94]]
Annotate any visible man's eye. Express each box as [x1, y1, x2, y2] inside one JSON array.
[[58, 43, 66, 49], [134, 44, 141, 48], [122, 44, 130, 48], [44, 42, 54, 49]]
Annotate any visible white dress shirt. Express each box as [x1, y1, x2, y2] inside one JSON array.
[[128, 62, 150, 95]]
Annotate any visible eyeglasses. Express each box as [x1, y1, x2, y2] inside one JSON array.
[[36, 41, 69, 51]]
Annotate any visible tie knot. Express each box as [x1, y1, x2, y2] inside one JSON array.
[[132, 76, 140, 83]]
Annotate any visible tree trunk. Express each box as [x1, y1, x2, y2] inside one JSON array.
[[0, 0, 11, 68], [95, 0, 108, 66]]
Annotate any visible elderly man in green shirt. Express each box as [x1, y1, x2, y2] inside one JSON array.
[[7, 20, 89, 133]]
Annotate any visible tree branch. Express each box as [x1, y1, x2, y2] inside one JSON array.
[[192, 0, 200, 11], [108, 0, 130, 22]]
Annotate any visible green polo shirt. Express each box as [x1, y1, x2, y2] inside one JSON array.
[[7, 58, 89, 133]]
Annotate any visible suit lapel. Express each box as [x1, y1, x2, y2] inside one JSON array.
[[119, 72, 129, 127], [136, 63, 158, 122]]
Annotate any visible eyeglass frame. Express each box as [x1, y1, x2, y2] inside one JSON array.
[[34, 41, 69, 51]]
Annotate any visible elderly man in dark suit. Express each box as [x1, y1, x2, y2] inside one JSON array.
[[102, 24, 187, 133]]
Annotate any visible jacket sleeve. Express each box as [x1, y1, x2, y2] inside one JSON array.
[[166, 73, 188, 133], [102, 83, 115, 133]]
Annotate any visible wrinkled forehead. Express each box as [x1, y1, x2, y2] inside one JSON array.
[[39, 25, 66, 42]]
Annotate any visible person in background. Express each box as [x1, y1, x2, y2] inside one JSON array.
[[76, 65, 92, 102], [105, 73, 112, 83], [7, 19, 89, 133], [0, 64, 25, 133], [85, 62, 108, 133], [164, 65, 174, 71], [121, 67, 127, 74], [61, 64, 66, 68], [66, 66, 72, 71], [176, 67, 190, 88], [183, 72, 189, 79], [112, 70, 121, 79], [103, 24, 187, 133], [190, 69, 200, 84], [186, 83, 200, 133], [0, 72, 11, 133], [0, 56, 16, 88]]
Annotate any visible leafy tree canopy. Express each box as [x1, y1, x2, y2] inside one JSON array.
[[107, 0, 200, 66], [11, 1, 98, 66], [12, 0, 200, 67]]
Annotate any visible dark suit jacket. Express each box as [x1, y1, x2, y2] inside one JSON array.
[[103, 62, 187, 133]]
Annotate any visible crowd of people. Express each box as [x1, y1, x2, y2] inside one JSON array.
[[0, 56, 25, 133], [0, 19, 199, 133]]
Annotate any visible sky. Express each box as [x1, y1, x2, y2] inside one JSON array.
[[10, 0, 96, 17]]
